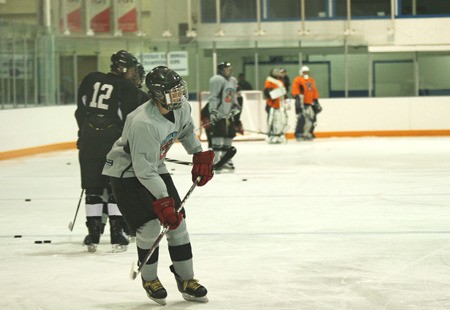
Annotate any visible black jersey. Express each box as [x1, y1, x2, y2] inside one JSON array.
[[75, 72, 141, 129], [75, 72, 142, 155]]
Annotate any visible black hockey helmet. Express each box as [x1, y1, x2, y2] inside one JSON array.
[[145, 66, 188, 111], [217, 61, 232, 78], [110, 50, 138, 74], [136, 63, 145, 80], [133, 62, 145, 88]]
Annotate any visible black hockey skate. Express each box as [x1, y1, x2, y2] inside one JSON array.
[[216, 161, 235, 174], [84, 217, 101, 253], [110, 217, 129, 253], [223, 162, 235, 171], [122, 221, 136, 243], [142, 278, 167, 306], [169, 265, 208, 303], [83, 235, 98, 253]]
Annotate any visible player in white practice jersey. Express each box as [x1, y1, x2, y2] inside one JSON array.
[[207, 61, 241, 171], [102, 66, 214, 305]]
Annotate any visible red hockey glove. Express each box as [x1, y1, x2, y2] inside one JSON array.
[[152, 197, 183, 230], [192, 150, 215, 186], [235, 120, 244, 135], [201, 115, 211, 130]]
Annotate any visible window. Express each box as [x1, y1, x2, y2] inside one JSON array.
[[335, 0, 391, 17], [401, 0, 450, 16], [265, 0, 328, 19], [201, 0, 256, 22]]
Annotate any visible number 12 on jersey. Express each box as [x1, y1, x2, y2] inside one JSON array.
[[90, 82, 114, 110]]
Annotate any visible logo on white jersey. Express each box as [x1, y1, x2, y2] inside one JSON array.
[[160, 132, 178, 159]]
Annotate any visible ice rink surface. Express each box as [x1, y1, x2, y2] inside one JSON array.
[[1, 137, 450, 310]]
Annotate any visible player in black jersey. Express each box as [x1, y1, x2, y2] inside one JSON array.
[[133, 62, 151, 104], [75, 50, 144, 252]]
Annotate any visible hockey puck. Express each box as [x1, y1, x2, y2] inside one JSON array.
[[34, 241, 42, 244], [14, 235, 22, 238], [25, 199, 31, 202], [242, 178, 248, 181], [44, 240, 51, 243]]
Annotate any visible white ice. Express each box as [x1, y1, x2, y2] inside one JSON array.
[[1, 137, 450, 310]]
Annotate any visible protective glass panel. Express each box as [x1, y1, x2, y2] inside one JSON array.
[[335, 0, 391, 17], [401, 0, 450, 15], [374, 61, 415, 97]]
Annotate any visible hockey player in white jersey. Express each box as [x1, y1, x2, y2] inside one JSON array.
[[102, 66, 214, 305], [207, 61, 241, 171]]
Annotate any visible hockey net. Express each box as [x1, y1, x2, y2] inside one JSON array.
[[197, 90, 268, 141]]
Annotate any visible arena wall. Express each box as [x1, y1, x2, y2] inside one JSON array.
[[1, 96, 449, 160]]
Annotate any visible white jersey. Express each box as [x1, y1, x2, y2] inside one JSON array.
[[102, 100, 202, 199], [208, 74, 238, 119]]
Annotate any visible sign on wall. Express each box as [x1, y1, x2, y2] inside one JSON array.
[[168, 51, 188, 76], [139, 51, 188, 76]]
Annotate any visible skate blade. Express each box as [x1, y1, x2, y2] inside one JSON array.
[[86, 244, 97, 253], [112, 244, 128, 253], [148, 296, 166, 306], [127, 236, 136, 243], [182, 293, 208, 303], [215, 169, 234, 174]]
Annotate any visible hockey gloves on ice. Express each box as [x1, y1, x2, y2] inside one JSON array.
[[152, 197, 183, 230], [192, 150, 215, 186]]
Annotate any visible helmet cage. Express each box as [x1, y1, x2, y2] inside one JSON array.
[[155, 80, 188, 111]]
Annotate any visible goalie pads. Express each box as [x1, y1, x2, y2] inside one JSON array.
[[302, 105, 315, 137], [295, 95, 304, 114], [268, 107, 288, 136]]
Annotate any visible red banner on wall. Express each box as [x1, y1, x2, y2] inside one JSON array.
[[60, 0, 82, 33], [116, 0, 138, 32], [89, 0, 111, 33]]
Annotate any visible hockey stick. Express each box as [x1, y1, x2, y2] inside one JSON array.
[[130, 147, 236, 280], [165, 146, 237, 168], [68, 189, 84, 231], [129, 180, 198, 280], [242, 128, 269, 135], [165, 157, 195, 166], [197, 108, 241, 132]]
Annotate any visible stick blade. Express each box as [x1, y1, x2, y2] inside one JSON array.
[[130, 261, 139, 280], [68, 221, 74, 231], [213, 146, 237, 170]]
